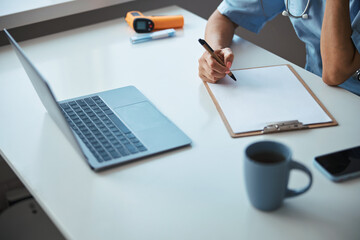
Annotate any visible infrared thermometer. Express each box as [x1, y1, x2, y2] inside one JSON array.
[[125, 11, 184, 33]]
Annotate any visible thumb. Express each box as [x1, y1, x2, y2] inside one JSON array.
[[221, 48, 234, 69]]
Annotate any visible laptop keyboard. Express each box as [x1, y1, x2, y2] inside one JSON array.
[[60, 96, 147, 163]]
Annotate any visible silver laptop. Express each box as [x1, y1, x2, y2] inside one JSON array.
[[4, 29, 191, 171]]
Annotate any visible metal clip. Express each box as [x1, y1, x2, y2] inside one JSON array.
[[262, 120, 308, 134]]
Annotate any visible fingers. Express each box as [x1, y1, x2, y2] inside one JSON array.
[[221, 48, 234, 74], [199, 52, 225, 83], [198, 50, 231, 83], [199, 52, 227, 83]]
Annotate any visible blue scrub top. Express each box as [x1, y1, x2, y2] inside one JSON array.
[[218, 0, 360, 96]]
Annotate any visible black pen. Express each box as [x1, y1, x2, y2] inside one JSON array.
[[198, 38, 237, 81]]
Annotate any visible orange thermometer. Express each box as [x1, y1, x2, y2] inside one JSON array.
[[125, 11, 184, 33]]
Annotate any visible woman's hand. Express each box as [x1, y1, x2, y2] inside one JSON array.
[[198, 47, 234, 83]]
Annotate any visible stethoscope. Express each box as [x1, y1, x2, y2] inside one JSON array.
[[282, 0, 311, 19]]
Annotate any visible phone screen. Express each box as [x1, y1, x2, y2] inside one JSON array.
[[315, 146, 360, 178]]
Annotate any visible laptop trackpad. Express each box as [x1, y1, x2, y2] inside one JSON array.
[[114, 102, 169, 132]]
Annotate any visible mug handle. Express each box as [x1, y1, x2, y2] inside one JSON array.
[[285, 160, 313, 198]]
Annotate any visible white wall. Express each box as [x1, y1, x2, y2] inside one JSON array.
[[0, 0, 134, 29]]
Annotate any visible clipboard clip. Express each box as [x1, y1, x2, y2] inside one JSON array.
[[262, 120, 308, 134]]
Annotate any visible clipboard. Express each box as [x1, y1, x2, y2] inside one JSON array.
[[203, 64, 337, 138]]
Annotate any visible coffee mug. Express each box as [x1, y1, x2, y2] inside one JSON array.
[[244, 141, 312, 211]]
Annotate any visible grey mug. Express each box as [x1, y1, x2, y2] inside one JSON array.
[[244, 141, 312, 211]]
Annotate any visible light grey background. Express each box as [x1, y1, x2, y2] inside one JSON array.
[[174, 0, 306, 67]]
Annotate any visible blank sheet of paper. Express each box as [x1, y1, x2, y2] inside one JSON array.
[[207, 65, 332, 134]]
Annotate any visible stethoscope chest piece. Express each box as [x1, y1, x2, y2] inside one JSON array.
[[282, 0, 310, 19]]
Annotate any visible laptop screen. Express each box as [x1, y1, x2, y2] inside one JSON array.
[[4, 29, 85, 157]]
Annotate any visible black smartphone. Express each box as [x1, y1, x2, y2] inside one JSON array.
[[314, 145, 360, 182]]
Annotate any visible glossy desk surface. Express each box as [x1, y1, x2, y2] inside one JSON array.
[[0, 6, 359, 240]]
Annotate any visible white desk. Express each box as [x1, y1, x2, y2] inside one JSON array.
[[1, 6, 360, 240]]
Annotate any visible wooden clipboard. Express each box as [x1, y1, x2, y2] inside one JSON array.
[[203, 64, 338, 138]]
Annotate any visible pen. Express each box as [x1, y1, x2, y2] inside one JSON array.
[[130, 29, 176, 44], [198, 38, 237, 81]]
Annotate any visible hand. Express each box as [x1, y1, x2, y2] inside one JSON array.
[[321, 0, 360, 85], [198, 47, 234, 83]]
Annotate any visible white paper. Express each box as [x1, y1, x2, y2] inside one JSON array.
[[208, 65, 332, 134]]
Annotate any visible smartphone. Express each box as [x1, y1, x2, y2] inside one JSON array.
[[314, 145, 360, 182]]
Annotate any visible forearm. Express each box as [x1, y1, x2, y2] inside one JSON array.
[[321, 0, 360, 85], [204, 10, 237, 50]]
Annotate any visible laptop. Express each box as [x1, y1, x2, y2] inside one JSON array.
[[4, 29, 191, 171]]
